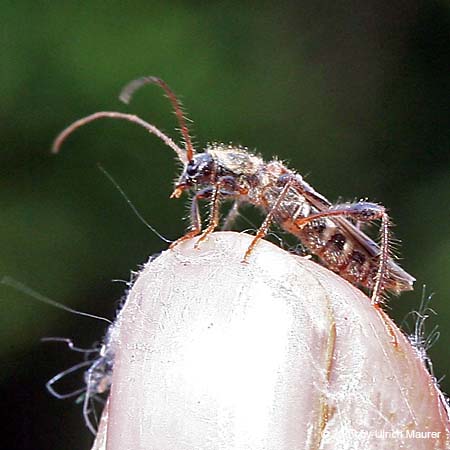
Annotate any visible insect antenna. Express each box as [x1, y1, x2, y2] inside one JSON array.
[[119, 76, 195, 162], [51, 111, 187, 163]]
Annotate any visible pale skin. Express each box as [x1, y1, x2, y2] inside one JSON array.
[[91, 233, 449, 450]]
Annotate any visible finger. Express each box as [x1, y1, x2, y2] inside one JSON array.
[[92, 231, 449, 450]]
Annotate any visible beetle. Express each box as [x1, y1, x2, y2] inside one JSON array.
[[52, 76, 415, 304]]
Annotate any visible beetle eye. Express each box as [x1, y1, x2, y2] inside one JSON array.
[[186, 162, 197, 176]]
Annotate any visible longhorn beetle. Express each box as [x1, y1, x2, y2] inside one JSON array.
[[52, 76, 415, 304]]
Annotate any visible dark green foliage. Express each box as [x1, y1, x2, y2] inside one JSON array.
[[1, 2, 449, 448]]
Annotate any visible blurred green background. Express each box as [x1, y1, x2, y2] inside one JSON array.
[[1, 1, 449, 448]]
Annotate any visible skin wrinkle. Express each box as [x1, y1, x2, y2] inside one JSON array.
[[261, 255, 337, 450], [300, 256, 337, 449], [253, 252, 338, 450], [317, 321, 337, 449], [296, 238, 447, 447]]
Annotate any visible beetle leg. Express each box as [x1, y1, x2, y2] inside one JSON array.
[[194, 183, 221, 248], [169, 194, 202, 248], [292, 202, 390, 304], [243, 177, 294, 262]]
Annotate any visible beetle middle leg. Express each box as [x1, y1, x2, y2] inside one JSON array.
[[243, 176, 294, 262]]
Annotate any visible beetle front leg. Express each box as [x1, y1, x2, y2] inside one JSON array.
[[194, 183, 221, 248], [169, 194, 202, 248]]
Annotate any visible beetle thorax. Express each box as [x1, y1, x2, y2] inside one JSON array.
[[207, 144, 262, 177]]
